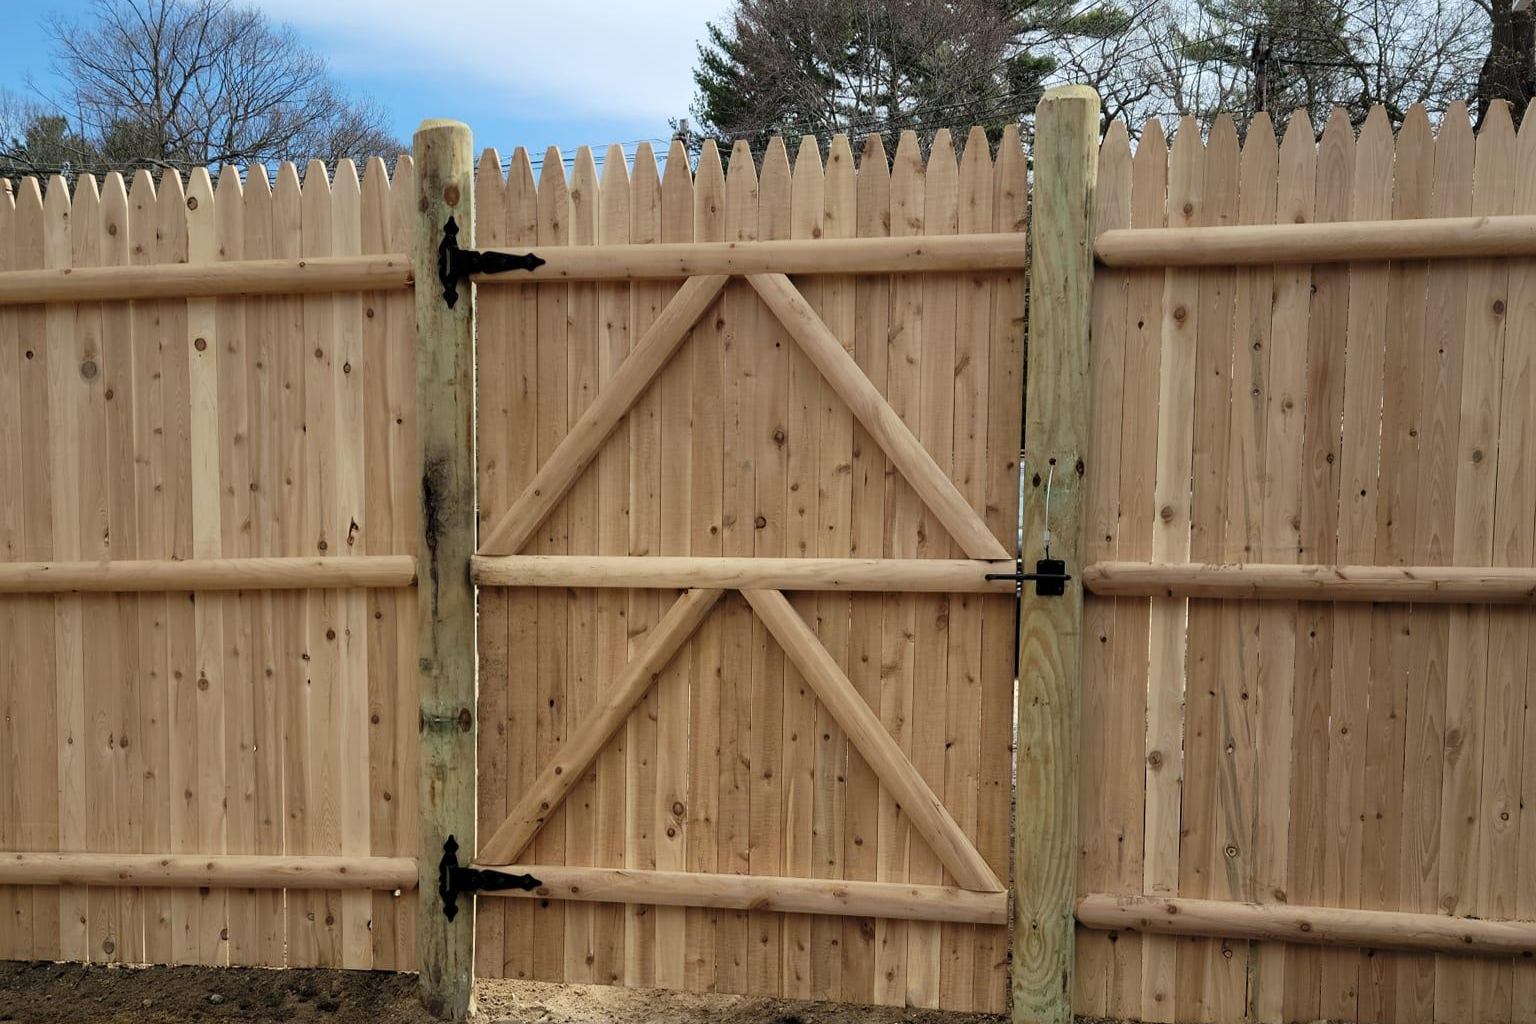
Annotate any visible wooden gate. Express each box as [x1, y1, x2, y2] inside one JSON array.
[[463, 122, 1027, 1013]]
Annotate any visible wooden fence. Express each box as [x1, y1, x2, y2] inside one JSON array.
[[0, 159, 421, 970], [1076, 98, 1536, 1024], [8, 84, 1536, 1024]]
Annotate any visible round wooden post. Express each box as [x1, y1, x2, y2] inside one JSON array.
[[413, 118, 478, 1020], [1012, 84, 1100, 1024]]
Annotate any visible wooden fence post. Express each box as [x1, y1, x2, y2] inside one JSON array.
[[414, 118, 478, 1020], [1012, 84, 1100, 1024]]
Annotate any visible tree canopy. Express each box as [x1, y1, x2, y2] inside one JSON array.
[[2, 0, 400, 183], [692, 0, 1513, 145]]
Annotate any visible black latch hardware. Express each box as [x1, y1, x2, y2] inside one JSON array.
[[437, 215, 545, 308], [986, 557, 1072, 597], [437, 835, 541, 921]]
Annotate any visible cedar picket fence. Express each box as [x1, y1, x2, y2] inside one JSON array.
[[3, 86, 1536, 1024]]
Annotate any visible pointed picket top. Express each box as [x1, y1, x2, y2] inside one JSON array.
[[1515, 104, 1536, 215], [1431, 102, 1474, 220], [662, 138, 693, 242], [388, 153, 415, 255], [182, 167, 217, 266], [358, 157, 390, 255], [824, 135, 855, 241], [244, 162, 274, 265], [335, 158, 364, 257], [1473, 99, 1518, 218], [570, 145, 600, 247], [268, 163, 300, 261], [274, 162, 301, 198], [1351, 106, 1394, 222], [476, 147, 505, 226], [1135, 115, 1168, 170], [16, 174, 43, 214], [925, 127, 958, 235], [891, 130, 924, 237], [475, 148, 506, 252], [333, 157, 361, 193], [1275, 110, 1316, 227], [362, 156, 389, 193], [216, 162, 244, 198], [994, 124, 1026, 233], [1168, 116, 1205, 229], [66, 172, 99, 271], [1238, 113, 1277, 226], [725, 139, 758, 243], [598, 143, 630, 247], [1095, 121, 1131, 236], [246, 162, 273, 199], [1394, 105, 1434, 221], [538, 144, 571, 246], [759, 135, 792, 240], [1098, 120, 1130, 180], [1315, 107, 1356, 224], [12, 177, 42, 279], [300, 158, 328, 195], [859, 132, 889, 176], [215, 164, 246, 260], [694, 139, 725, 242], [151, 171, 185, 264], [100, 171, 130, 267], [505, 149, 536, 245], [791, 135, 824, 235], [960, 126, 995, 237], [1206, 115, 1241, 228], [630, 140, 660, 244]]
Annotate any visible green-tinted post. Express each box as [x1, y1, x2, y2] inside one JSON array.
[[1012, 84, 1100, 1024], [413, 118, 478, 1020]]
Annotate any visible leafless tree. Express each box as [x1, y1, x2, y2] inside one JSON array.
[[38, 0, 399, 168], [1069, 0, 1487, 135]]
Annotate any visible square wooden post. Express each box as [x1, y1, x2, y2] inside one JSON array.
[[1012, 84, 1100, 1024], [413, 118, 478, 1020]]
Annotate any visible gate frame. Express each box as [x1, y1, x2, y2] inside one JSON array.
[[409, 87, 1099, 1022]]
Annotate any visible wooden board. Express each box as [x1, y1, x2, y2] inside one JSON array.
[[469, 129, 1023, 1014]]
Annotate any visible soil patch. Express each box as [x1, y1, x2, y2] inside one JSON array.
[[0, 962, 1011, 1024]]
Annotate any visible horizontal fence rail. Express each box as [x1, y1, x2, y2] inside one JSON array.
[[0, 254, 411, 305], [474, 233, 1029, 282], [471, 555, 1016, 592], [0, 555, 418, 593], [481, 867, 1008, 925], [0, 853, 419, 891], [1083, 561, 1536, 603], [1077, 895, 1536, 959], [1094, 213, 1536, 267], [0, 234, 1029, 306]]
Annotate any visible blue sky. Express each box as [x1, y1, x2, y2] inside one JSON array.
[[1, 0, 730, 164]]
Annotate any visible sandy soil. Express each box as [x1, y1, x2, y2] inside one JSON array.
[[0, 962, 1009, 1024]]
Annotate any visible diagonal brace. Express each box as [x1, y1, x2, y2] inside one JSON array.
[[477, 588, 725, 864], [747, 272, 1010, 561], [478, 274, 730, 555], [741, 588, 1004, 892]]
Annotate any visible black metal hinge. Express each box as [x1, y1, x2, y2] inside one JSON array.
[[437, 835, 542, 921], [986, 557, 1072, 597], [437, 215, 545, 308]]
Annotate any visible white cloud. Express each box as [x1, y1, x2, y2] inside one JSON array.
[[251, 0, 730, 120]]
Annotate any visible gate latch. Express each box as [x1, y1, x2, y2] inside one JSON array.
[[437, 215, 545, 308], [986, 557, 1072, 597], [437, 835, 542, 921]]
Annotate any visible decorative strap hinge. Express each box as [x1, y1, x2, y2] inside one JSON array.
[[437, 215, 544, 308], [437, 835, 541, 921]]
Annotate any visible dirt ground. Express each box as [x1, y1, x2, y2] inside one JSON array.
[[0, 961, 1014, 1024]]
